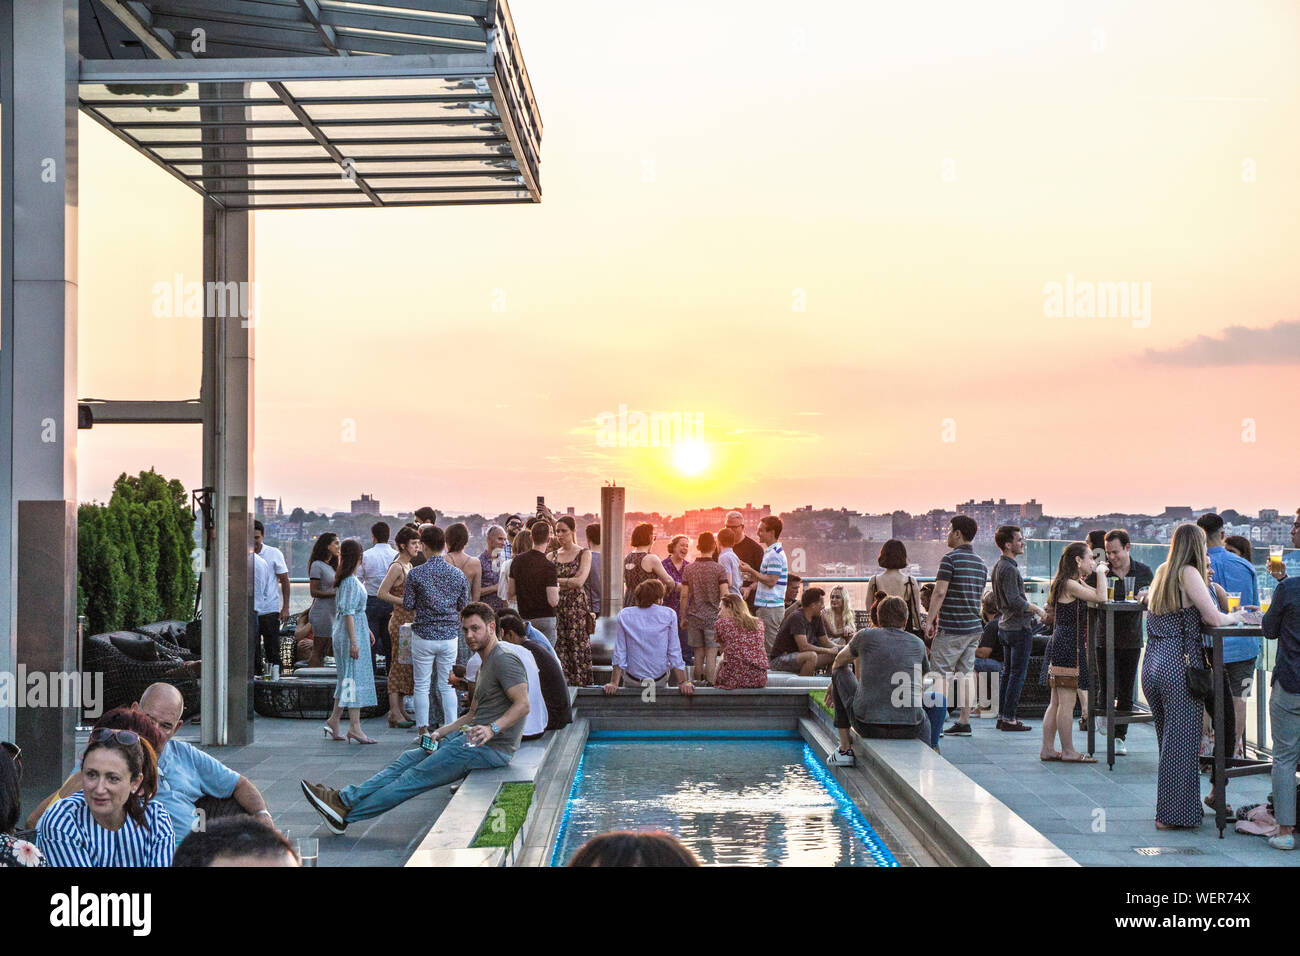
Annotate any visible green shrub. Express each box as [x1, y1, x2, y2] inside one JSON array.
[[78, 469, 197, 633], [471, 783, 535, 849]]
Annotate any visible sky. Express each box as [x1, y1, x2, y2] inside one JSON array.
[[76, 0, 1300, 519]]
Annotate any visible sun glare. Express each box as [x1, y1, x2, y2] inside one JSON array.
[[672, 440, 711, 477]]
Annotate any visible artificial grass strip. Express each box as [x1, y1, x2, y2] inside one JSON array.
[[810, 688, 833, 717], [471, 782, 535, 849]]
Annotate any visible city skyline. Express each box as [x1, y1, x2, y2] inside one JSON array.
[[74, 0, 1300, 517]]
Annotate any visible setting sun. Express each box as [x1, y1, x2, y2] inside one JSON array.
[[673, 440, 711, 477]]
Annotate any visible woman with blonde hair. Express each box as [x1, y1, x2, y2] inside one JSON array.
[[1143, 523, 1248, 829], [497, 529, 533, 611], [822, 586, 857, 644], [713, 593, 769, 689], [1040, 542, 1107, 763]]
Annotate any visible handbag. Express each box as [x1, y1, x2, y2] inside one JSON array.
[[1048, 602, 1082, 690], [1183, 609, 1213, 700]]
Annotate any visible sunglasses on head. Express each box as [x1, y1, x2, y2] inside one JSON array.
[[89, 728, 140, 747]]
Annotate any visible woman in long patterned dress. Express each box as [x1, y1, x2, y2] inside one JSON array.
[[549, 515, 593, 686], [714, 594, 768, 689], [1142, 523, 1247, 829], [325, 539, 378, 744], [1040, 542, 1106, 764], [378, 526, 420, 728]]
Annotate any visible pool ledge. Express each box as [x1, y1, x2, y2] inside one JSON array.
[[825, 725, 1078, 867]]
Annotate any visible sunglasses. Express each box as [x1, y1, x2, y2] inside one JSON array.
[[89, 728, 141, 747]]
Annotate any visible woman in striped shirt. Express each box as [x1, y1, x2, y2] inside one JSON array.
[[37, 728, 174, 867]]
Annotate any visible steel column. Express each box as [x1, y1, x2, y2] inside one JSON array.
[[1, 0, 80, 805]]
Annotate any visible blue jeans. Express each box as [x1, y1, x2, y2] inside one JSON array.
[[998, 625, 1034, 722], [923, 692, 947, 749], [339, 732, 511, 822]]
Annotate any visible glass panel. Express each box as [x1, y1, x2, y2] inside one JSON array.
[[239, 195, 376, 208], [301, 100, 495, 122], [206, 179, 365, 194], [353, 158, 517, 174], [332, 140, 510, 158], [377, 189, 530, 203], [350, 175, 520, 189], [319, 123, 502, 141], [282, 77, 487, 100], [79, 82, 202, 105]]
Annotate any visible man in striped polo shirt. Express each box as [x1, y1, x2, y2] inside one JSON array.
[[925, 515, 988, 737], [738, 515, 789, 656]]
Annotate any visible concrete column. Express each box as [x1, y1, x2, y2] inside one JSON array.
[[200, 83, 255, 746], [599, 486, 624, 617], [0, 0, 80, 805]]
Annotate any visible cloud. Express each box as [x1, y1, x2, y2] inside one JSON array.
[[1141, 320, 1300, 367]]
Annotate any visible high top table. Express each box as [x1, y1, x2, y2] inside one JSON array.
[[1205, 624, 1270, 838], [1085, 600, 1154, 769]]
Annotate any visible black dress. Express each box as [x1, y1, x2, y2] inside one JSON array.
[[1046, 599, 1089, 691]]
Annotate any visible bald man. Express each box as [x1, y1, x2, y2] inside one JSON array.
[[133, 683, 272, 843]]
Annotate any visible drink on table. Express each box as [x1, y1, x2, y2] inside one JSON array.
[[1226, 591, 1241, 613], [1260, 586, 1273, 614], [298, 837, 318, 867], [1106, 581, 1115, 602], [1124, 576, 1136, 602]]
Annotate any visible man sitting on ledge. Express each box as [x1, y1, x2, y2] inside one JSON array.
[[605, 579, 695, 695], [301, 602, 528, 834], [827, 596, 930, 766]]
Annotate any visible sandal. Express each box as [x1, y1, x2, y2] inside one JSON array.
[[1203, 795, 1234, 815], [1060, 753, 1097, 763], [1040, 752, 1063, 762]]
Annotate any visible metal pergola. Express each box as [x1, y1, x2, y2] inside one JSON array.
[[0, 0, 543, 799]]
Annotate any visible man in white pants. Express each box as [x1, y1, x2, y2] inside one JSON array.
[[403, 524, 470, 735]]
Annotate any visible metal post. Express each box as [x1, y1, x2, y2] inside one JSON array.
[[199, 82, 255, 746], [0, 0, 80, 805], [599, 486, 624, 617]]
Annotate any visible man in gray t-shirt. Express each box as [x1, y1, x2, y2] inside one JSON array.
[[300, 603, 530, 833], [826, 597, 930, 765]]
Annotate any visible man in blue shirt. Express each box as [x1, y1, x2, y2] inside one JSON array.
[[133, 683, 272, 843], [1198, 513, 1260, 757]]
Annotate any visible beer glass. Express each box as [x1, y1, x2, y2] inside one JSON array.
[[1226, 591, 1242, 613], [1124, 576, 1136, 602]]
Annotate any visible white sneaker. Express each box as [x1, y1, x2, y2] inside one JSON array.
[[1113, 738, 1127, 756], [827, 749, 856, 767]]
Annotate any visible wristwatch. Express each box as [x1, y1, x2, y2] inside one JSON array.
[[489, 722, 501, 737]]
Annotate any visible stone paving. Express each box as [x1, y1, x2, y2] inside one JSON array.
[[938, 713, 1299, 866], [143, 716, 448, 867]]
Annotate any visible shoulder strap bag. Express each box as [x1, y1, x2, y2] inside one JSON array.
[[1048, 602, 1082, 690], [1184, 605, 1214, 700]]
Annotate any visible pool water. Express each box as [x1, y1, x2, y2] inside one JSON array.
[[550, 731, 898, 866]]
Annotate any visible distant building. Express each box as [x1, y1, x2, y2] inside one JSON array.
[[351, 493, 381, 516], [1260, 509, 1280, 522], [847, 512, 893, 541], [1163, 506, 1194, 520], [1021, 498, 1043, 521], [255, 496, 281, 519], [679, 504, 771, 539]]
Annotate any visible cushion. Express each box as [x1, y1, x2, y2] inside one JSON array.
[[107, 631, 160, 663]]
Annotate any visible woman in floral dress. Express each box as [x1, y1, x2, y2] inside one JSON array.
[[549, 516, 593, 686], [378, 526, 420, 728], [714, 594, 768, 689], [2, 746, 45, 867]]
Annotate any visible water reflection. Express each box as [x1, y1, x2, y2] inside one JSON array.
[[552, 737, 896, 867]]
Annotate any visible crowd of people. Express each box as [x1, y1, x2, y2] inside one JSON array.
[[5, 503, 1297, 867]]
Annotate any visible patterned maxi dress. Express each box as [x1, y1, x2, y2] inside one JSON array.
[[663, 557, 692, 666], [1141, 604, 1206, 827], [385, 560, 415, 697], [552, 549, 594, 687], [332, 574, 377, 708]]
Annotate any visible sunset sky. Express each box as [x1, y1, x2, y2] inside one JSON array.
[[76, 0, 1300, 518]]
